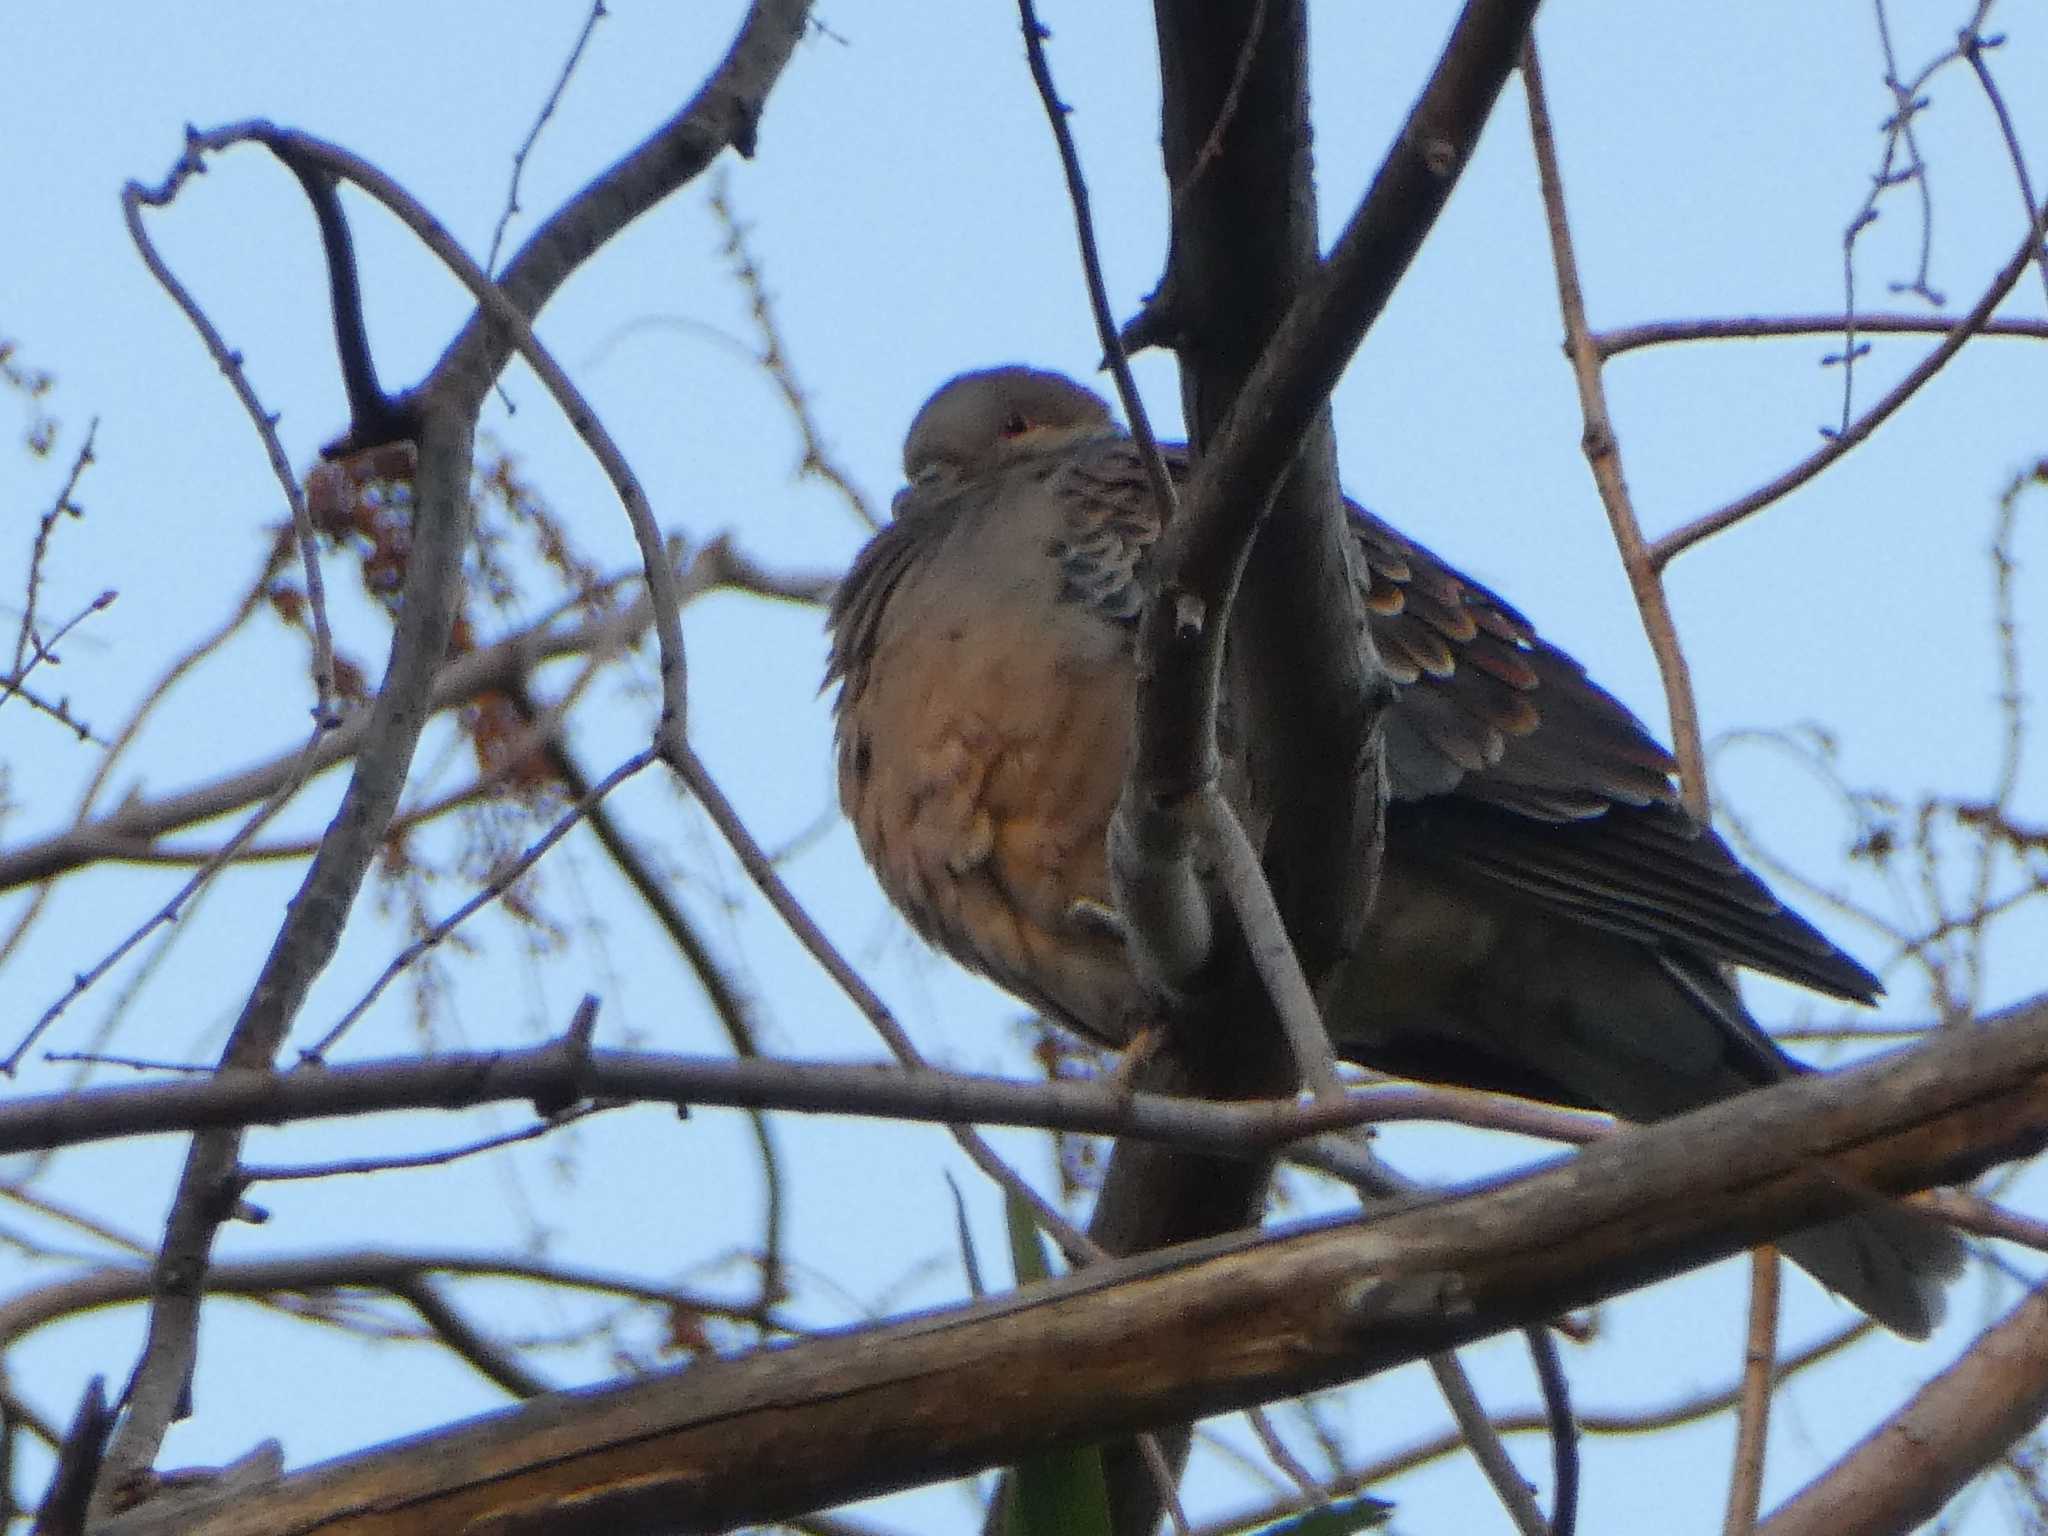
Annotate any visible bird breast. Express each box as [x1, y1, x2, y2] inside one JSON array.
[[834, 492, 1149, 1043]]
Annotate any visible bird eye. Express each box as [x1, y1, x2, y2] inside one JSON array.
[[999, 412, 1030, 437]]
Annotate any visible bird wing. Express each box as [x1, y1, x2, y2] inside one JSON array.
[[1035, 433, 1879, 1003]]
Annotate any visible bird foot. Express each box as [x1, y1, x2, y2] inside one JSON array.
[[1104, 1018, 1169, 1101]]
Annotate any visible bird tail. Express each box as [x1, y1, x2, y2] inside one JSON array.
[[1777, 1194, 1967, 1340]]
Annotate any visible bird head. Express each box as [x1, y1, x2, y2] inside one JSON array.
[[901, 367, 1116, 486]]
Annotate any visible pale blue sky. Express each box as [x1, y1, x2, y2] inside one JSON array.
[[3, 4, 2045, 1531]]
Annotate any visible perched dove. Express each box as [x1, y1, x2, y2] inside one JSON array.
[[827, 365, 1963, 1336]]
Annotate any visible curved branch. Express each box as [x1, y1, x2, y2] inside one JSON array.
[[0, 1249, 789, 1352], [0, 1039, 1616, 1164], [1591, 313, 2048, 359], [1650, 201, 2048, 569], [100, 388, 477, 1488], [1192, 1321, 1870, 1535], [90, 994, 2048, 1536], [88, 3, 820, 1456], [1522, 37, 1706, 820], [1759, 1285, 2048, 1536]]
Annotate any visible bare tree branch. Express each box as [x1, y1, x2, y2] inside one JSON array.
[[27, 1379, 107, 1536], [119, 157, 341, 726], [94, 2, 814, 1485], [1096, 8, 1541, 1525], [1759, 1284, 2048, 1536], [1522, 36, 1706, 819], [1591, 312, 2048, 359], [1650, 199, 2048, 568], [1192, 1322, 1872, 1535], [300, 749, 654, 1061], [1721, 1249, 1780, 1536], [97, 381, 475, 1491], [89, 995, 2048, 1536], [1425, 1351, 1548, 1536], [0, 532, 833, 898], [0, 1249, 789, 1352], [675, 746, 1098, 1262], [0, 1040, 1633, 1191], [485, 2, 609, 277]]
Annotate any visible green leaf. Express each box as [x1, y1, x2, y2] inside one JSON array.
[[945, 1172, 985, 1300], [1235, 1493, 1395, 1535], [1003, 1441, 1115, 1536], [1004, 1187, 1054, 1285], [999, 1189, 1112, 1536]]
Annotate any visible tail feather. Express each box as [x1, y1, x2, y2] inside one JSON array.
[[1777, 1194, 1967, 1340]]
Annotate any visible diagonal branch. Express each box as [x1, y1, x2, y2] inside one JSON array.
[[95, 2, 815, 1491], [1649, 199, 2048, 568], [90, 991, 2048, 1536], [1758, 1283, 2048, 1536], [1591, 312, 2048, 358], [1096, 6, 1541, 1526], [0, 1038, 1620, 1164], [1521, 36, 1706, 819], [96, 386, 476, 1494]]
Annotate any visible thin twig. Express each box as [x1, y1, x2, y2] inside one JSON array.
[[0, 1182, 151, 1257], [1198, 786, 1345, 1099], [0, 672, 104, 743], [484, 2, 608, 276], [1427, 1353, 1549, 1536], [1136, 1433, 1193, 1536], [0, 591, 117, 727], [1591, 312, 2048, 359], [1650, 199, 2048, 569], [707, 174, 880, 530], [1723, 1248, 1781, 1536], [1928, 1190, 2048, 1254], [674, 743, 1097, 1260], [1960, 21, 2048, 307], [386, 1274, 553, 1399], [6, 730, 323, 1073], [1960, 464, 2036, 1018], [0, 1046, 1615, 1168], [2, 1380, 62, 1457], [1014, 0, 1178, 523], [1838, 1, 1953, 430], [522, 690, 788, 1312], [240, 1103, 612, 1182], [300, 749, 655, 1061], [1526, 1325, 1578, 1536], [124, 156, 338, 726], [44, 1053, 216, 1076], [1190, 1322, 1873, 1536], [1242, 1407, 1324, 1506], [1522, 38, 1706, 817], [0, 1248, 795, 1352], [9, 419, 97, 678]]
